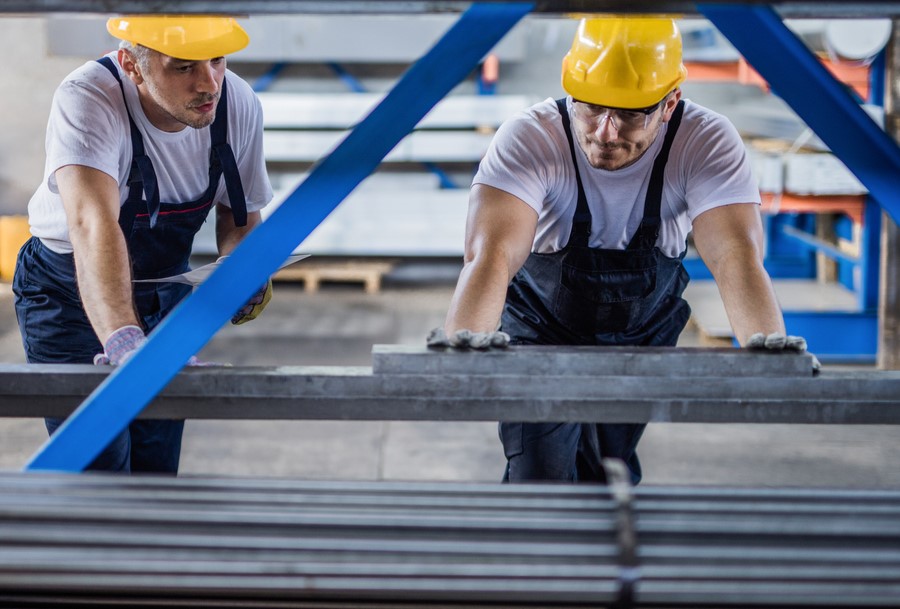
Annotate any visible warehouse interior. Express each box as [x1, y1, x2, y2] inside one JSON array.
[[1, 1, 900, 606]]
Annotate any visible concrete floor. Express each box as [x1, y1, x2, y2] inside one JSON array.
[[2, 267, 900, 488]]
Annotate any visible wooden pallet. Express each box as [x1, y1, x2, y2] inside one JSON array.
[[274, 260, 395, 294]]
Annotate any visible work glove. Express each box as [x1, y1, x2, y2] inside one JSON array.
[[745, 332, 821, 374], [426, 327, 510, 350], [231, 278, 273, 325], [93, 325, 145, 366], [93, 325, 217, 367]]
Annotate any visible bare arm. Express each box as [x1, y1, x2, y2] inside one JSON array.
[[215, 204, 261, 256], [444, 184, 538, 333], [692, 203, 785, 346], [57, 165, 140, 345]]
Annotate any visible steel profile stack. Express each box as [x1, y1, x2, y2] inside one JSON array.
[[0, 472, 898, 607]]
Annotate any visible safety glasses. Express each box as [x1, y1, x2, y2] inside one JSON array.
[[573, 97, 664, 131]]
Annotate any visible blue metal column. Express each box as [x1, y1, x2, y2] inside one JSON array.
[[26, 3, 534, 472], [700, 4, 900, 224], [700, 4, 889, 362]]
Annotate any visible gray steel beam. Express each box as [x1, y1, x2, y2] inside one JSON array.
[[0, 473, 899, 607], [3, 1, 900, 16], [373, 345, 818, 376], [0, 346, 897, 423]]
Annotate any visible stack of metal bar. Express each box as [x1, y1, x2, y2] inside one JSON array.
[[0, 471, 898, 607]]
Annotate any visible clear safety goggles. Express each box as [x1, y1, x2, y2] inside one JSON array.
[[573, 97, 664, 131]]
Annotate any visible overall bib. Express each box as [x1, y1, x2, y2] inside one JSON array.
[[13, 57, 247, 473], [498, 99, 690, 485]]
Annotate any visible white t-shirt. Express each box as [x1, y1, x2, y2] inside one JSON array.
[[28, 51, 273, 254], [473, 97, 761, 258]]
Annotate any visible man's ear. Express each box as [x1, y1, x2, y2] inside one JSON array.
[[117, 48, 144, 86], [661, 88, 683, 123]]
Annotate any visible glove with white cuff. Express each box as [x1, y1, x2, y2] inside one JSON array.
[[745, 331, 821, 374], [93, 325, 146, 366], [426, 327, 510, 350], [93, 325, 217, 366]]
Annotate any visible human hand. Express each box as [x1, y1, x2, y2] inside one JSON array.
[[93, 325, 227, 367], [93, 325, 146, 365], [745, 332, 820, 374], [426, 327, 510, 350], [231, 278, 273, 325]]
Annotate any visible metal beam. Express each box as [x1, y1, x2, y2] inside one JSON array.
[[3, 0, 900, 15], [1, 347, 898, 424], [373, 345, 818, 377], [0, 472, 899, 608]]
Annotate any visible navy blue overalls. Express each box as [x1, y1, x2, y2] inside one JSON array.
[[13, 56, 247, 474], [498, 99, 690, 485]]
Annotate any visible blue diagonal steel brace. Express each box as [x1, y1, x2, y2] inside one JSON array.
[[26, 2, 534, 472], [699, 4, 900, 224]]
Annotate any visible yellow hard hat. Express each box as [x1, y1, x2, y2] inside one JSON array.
[[106, 15, 249, 61], [561, 17, 687, 109]]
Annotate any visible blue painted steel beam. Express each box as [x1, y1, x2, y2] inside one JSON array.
[[25, 2, 534, 472], [780, 225, 859, 265], [327, 62, 367, 94], [859, 197, 882, 310], [700, 4, 900, 225], [783, 310, 878, 363], [252, 62, 288, 93]]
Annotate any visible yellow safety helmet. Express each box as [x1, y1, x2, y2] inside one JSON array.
[[561, 17, 687, 109], [106, 15, 249, 61]]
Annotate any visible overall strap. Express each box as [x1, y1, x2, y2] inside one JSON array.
[[555, 97, 592, 248], [628, 99, 685, 250], [96, 56, 160, 231], [207, 76, 248, 227]]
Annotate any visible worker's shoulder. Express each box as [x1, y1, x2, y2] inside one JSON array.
[[679, 99, 734, 133], [499, 97, 563, 137], [57, 55, 121, 98], [49, 60, 122, 121], [493, 97, 567, 154]]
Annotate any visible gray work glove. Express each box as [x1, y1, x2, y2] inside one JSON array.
[[745, 332, 821, 374], [426, 327, 510, 350], [93, 325, 145, 365], [93, 325, 224, 367]]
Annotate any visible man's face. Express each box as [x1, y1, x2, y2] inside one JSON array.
[[571, 90, 681, 171], [124, 49, 227, 132]]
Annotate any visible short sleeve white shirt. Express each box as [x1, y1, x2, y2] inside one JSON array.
[[473, 97, 761, 258], [28, 52, 273, 254]]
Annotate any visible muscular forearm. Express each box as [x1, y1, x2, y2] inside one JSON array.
[[444, 252, 513, 334], [693, 204, 786, 347], [712, 253, 785, 346], [57, 165, 140, 344], [444, 184, 537, 334], [216, 206, 261, 256], [69, 216, 139, 344]]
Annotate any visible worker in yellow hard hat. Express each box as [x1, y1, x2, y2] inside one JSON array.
[[13, 15, 274, 474], [430, 16, 816, 484]]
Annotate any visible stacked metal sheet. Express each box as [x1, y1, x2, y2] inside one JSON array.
[[0, 472, 898, 607]]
